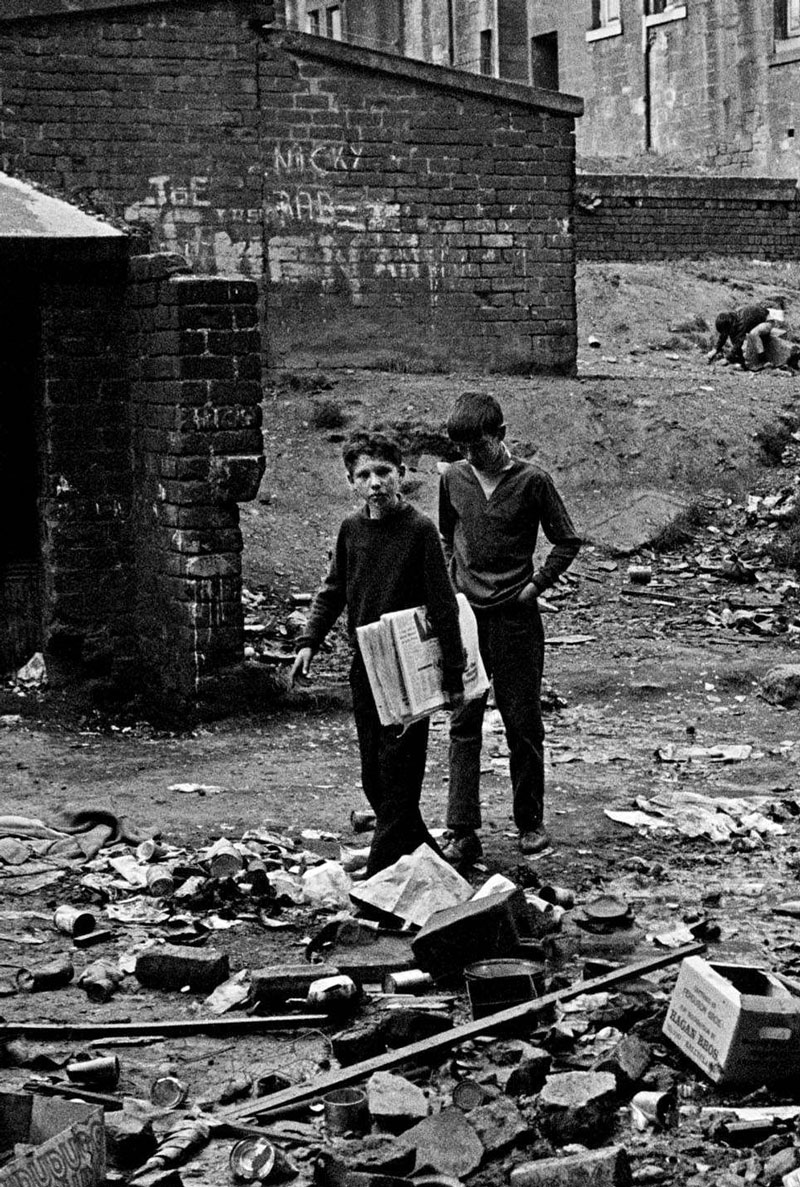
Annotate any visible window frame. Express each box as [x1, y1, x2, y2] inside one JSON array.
[[479, 28, 493, 76], [586, 0, 622, 42], [306, 8, 321, 35], [325, 4, 341, 39]]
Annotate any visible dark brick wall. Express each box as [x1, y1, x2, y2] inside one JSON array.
[[127, 255, 265, 701], [0, 0, 583, 374], [576, 174, 800, 261], [39, 260, 136, 682]]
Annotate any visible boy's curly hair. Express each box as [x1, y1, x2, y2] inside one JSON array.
[[342, 430, 403, 474]]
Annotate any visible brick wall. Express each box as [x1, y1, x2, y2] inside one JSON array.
[[127, 255, 265, 703], [0, 0, 583, 375], [576, 174, 800, 261], [39, 259, 137, 682]]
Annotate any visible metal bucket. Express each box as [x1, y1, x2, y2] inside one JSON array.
[[464, 958, 545, 1021]]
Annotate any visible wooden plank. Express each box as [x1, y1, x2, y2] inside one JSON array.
[[222, 941, 704, 1124], [0, 1014, 328, 1041]]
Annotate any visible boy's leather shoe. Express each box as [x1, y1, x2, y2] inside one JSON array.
[[519, 827, 551, 855], [442, 831, 482, 867]]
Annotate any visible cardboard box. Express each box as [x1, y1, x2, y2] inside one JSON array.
[[412, 887, 531, 978], [0, 1091, 105, 1186], [662, 956, 800, 1084]]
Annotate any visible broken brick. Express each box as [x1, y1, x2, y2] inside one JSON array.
[[135, 945, 229, 992], [538, 1071, 618, 1146], [509, 1144, 631, 1187]]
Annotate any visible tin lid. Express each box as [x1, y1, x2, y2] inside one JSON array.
[[230, 1137, 276, 1182], [582, 895, 632, 923], [150, 1075, 188, 1109]]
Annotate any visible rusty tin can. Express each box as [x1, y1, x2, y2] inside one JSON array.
[[383, 969, 433, 994], [230, 1136, 293, 1182], [67, 1055, 120, 1087], [146, 865, 175, 897], [53, 905, 96, 937], [350, 810, 377, 833], [150, 1075, 189, 1109]]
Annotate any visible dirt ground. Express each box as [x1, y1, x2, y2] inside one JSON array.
[[3, 258, 800, 1185]]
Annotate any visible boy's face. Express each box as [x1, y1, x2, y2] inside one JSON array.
[[454, 429, 506, 473], [347, 453, 405, 518]]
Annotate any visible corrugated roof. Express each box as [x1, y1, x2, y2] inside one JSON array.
[[0, 172, 125, 239]]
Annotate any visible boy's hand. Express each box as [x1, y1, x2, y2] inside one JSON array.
[[517, 582, 539, 606], [291, 648, 313, 686]]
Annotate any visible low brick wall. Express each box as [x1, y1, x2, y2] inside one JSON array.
[[576, 174, 800, 261]]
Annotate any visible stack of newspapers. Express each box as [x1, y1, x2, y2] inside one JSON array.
[[356, 592, 489, 727]]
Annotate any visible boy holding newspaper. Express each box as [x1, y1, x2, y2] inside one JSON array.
[[291, 430, 466, 877]]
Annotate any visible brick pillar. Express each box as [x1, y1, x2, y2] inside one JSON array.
[[128, 255, 265, 704]]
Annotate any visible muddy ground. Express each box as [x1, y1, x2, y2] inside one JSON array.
[[2, 258, 800, 1185]]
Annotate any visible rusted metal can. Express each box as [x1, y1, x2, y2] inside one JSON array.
[[452, 1078, 490, 1111], [67, 1055, 120, 1087], [230, 1136, 294, 1182], [146, 865, 175, 897], [350, 810, 377, 833], [630, 1090, 677, 1130], [150, 1075, 188, 1110], [16, 954, 74, 992], [538, 885, 575, 909], [627, 565, 652, 585], [323, 1086, 369, 1136], [53, 905, 96, 937], [383, 969, 433, 994], [307, 974, 358, 1008], [136, 838, 165, 862]]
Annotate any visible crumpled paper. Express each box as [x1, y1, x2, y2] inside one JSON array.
[[350, 844, 473, 928]]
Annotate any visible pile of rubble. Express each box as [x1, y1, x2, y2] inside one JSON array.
[[3, 804, 800, 1187]]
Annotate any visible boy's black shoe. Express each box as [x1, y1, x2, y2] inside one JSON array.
[[442, 830, 482, 867], [519, 827, 551, 855]]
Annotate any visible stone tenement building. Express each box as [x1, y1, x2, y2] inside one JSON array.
[[0, 0, 583, 375]]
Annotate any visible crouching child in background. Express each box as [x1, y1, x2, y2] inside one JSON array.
[[291, 430, 465, 877]]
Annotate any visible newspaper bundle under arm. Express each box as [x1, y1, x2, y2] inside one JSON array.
[[356, 592, 489, 728]]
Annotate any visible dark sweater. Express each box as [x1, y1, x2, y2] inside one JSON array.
[[439, 458, 581, 609], [715, 304, 769, 360], [298, 501, 465, 689]]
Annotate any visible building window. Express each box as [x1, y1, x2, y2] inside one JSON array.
[[593, 0, 621, 27], [586, 0, 622, 40], [307, 8, 320, 34], [530, 32, 559, 91], [326, 5, 341, 38], [479, 28, 493, 75], [784, 0, 800, 36]]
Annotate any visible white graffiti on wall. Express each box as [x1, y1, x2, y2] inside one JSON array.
[[272, 141, 364, 176], [123, 160, 446, 300], [124, 175, 263, 276]]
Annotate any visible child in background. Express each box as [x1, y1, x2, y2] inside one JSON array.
[[291, 430, 465, 877]]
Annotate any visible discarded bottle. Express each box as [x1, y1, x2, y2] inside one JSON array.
[[53, 905, 96, 937]]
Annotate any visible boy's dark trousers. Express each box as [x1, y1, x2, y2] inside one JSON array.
[[350, 656, 444, 877], [447, 600, 545, 834]]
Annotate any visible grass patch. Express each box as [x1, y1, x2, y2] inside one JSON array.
[[755, 414, 800, 466], [309, 399, 349, 430], [648, 501, 712, 552]]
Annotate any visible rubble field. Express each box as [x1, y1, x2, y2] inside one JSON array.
[[2, 258, 800, 1187]]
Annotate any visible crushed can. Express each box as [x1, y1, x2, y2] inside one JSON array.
[[16, 954, 74, 992]]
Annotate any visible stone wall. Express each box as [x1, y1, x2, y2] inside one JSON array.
[[528, 0, 800, 179], [575, 174, 800, 261], [0, 0, 583, 374]]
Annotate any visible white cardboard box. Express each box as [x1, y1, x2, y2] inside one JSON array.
[[663, 956, 800, 1084]]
